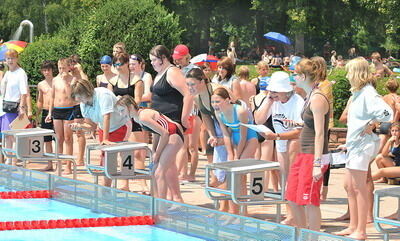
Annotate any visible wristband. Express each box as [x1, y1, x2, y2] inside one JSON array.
[[313, 157, 321, 166]]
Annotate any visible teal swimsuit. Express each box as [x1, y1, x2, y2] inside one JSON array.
[[219, 104, 257, 145]]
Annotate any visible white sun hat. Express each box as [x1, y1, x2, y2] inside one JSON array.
[[267, 71, 293, 92]]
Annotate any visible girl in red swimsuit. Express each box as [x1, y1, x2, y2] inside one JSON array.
[[117, 95, 184, 203]]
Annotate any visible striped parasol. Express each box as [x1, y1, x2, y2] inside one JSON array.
[[0, 40, 28, 60]]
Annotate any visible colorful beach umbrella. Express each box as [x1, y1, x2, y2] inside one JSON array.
[[0, 40, 28, 61], [263, 32, 292, 45], [190, 54, 219, 71]]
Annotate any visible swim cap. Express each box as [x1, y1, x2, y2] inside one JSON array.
[[259, 77, 270, 91], [100, 55, 112, 65]]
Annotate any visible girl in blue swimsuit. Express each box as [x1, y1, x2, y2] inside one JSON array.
[[212, 87, 258, 216], [212, 87, 258, 161]]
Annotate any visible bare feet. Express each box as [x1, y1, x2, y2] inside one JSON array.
[[320, 186, 328, 201], [187, 175, 196, 182], [385, 212, 399, 220], [120, 186, 130, 192], [280, 217, 294, 226], [41, 165, 54, 172], [333, 228, 354, 236], [347, 232, 367, 240], [334, 212, 350, 221], [62, 169, 72, 175], [374, 177, 387, 183], [76, 161, 85, 166], [367, 215, 374, 224]]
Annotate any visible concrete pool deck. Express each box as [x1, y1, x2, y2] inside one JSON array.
[[19, 134, 400, 241]]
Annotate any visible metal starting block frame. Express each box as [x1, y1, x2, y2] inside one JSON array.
[[205, 159, 287, 221], [86, 142, 153, 189], [374, 187, 400, 241], [1, 128, 77, 179]]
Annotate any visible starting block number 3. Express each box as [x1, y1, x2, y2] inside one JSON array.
[[29, 138, 43, 157], [120, 151, 135, 176]]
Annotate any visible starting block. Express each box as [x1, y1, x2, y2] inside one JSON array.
[[1, 128, 77, 179], [205, 159, 286, 221], [86, 142, 153, 189], [374, 186, 400, 241]]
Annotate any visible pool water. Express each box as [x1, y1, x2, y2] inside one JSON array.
[[0, 193, 205, 240], [0, 226, 205, 241], [0, 198, 111, 221]]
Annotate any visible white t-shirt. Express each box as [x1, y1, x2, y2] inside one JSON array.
[[80, 88, 127, 132], [346, 84, 393, 156], [211, 75, 237, 90], [181, 63, 199, 77], [1, 67, 28, 102], [271, 93, 305, 134]]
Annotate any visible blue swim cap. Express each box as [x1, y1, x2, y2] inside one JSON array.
[[259, 81, 268, 91], [100, 55, 112, 65], [259, 77, 270, 91], [289, 56, 302, 71]]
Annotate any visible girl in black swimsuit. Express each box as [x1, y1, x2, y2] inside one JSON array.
[[149, 45, 192, 127], [249, 79, 279, 192], [96, 55, 116, 88], [111, 52, 146, 192], [251, 60, 270, 95], [117, 95, 184, 203], [149, 45, 193, 184]]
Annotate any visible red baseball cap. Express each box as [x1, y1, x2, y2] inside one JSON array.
[[172, 44, 189, 60]]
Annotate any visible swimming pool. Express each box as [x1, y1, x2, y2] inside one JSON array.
[[0, 226, 205, 241], [0, 164, 355, 241]]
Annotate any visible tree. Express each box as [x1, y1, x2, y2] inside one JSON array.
[[77, 0, 182, 79]]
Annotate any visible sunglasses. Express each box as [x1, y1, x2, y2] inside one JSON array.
[[113, 62, 124, 67]]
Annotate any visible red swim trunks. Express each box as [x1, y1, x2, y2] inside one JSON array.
[[98, 125, 127, 166], [98, 125, 127, 143], [286, 153, 328, 206]]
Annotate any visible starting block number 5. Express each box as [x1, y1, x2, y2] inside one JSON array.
[[250, 172, 264, 200], [29, 138, 43, 157], [120, 151, 135, 176]]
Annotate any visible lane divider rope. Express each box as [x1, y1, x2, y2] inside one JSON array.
[[0, 216, 154, 231], [0, 190, 53, 199]]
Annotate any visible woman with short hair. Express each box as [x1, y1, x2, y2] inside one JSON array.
[[70, 79, 128, 187]]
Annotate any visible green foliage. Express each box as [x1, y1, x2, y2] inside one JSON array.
[[19, 34, 76, 85], [329, 69, 351, 121], [77, 0, 182, 80]]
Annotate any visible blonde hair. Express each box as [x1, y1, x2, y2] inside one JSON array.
[[117, 95, 139, 111], [345, 57, 374, 92], [386, 77, 399, 93], [310, 56, 327, 82], [296, 58, 315, 81], [237, 66, 249, 80], [371, 52, 381, 61], [71, 79, 95, 99], [256, 60, 269, 70], [113, 42, 126, 54], [5, 49, 18, 58]]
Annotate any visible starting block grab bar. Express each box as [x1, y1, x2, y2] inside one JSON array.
[[85, 142, 153, 187], [205, 159, 287, 222], [374, 186, 400, 241], [1, 128, 78, 179]]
